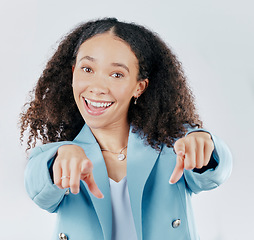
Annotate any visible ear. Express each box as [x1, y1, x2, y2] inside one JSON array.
[[134, 78, 149, 97]]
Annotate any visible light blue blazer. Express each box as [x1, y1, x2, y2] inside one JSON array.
[[25, 125, 232, 240]]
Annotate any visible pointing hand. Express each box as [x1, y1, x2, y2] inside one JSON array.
[[169, 132, 214, 184]]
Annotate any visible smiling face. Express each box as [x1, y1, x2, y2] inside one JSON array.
[[72, 32, 148, 131]]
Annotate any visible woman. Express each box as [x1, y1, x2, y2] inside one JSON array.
[[20, 18, 232, 240]]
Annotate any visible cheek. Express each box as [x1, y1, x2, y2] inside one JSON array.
[[72, 82, 85, 114], [72, 75, 87, 96], [114, 86, 135, 103], [72, 83, 84, 108]]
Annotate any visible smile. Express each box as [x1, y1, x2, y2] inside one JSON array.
[[83, 97, 114, 116], [85, 98, 113, 108]]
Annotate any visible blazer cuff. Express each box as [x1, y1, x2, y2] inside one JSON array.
[[183, 129, 233, 194], [25, 141, 77, 212]]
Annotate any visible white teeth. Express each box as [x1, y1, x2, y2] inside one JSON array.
[[85, 98, 113, 108]]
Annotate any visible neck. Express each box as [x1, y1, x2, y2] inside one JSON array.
[[90, 122, 130, 151]]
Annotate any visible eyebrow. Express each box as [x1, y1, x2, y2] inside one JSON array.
[[79, 56, 129, 73], [111, 63, 129, 73], [79, 56, 96, 62]]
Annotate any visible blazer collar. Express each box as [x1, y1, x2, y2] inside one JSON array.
[[73, 124, 160, 240], [74, 124, 97, 144]]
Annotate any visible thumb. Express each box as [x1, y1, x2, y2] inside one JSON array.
[[173, 138, 185, 157], [80, 160, 94, 175]]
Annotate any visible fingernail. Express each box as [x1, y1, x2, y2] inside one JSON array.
[[169, 179, 173, 184], [97, 190, 104, 199]]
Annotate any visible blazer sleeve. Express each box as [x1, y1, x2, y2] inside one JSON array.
[[24, 141, 76, 213], [183, 129, 233, 194]]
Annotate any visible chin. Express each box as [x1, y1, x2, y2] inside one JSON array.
[[83, 118, 109, 130]]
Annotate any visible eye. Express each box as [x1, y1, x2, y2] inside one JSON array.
[[82, 67, 93, 73], [111, 72, 124, 78]]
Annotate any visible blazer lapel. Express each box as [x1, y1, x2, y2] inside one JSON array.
[[74, 125, 112, 240], [74, 125, 160, 240], [127, 126, 161, 240]]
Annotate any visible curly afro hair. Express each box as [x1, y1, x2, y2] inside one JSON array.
[[20, 17, 202, 151]]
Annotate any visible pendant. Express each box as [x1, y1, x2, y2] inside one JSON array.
[[118, 153, 126, 161]]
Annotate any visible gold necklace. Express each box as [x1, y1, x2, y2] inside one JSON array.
[[101, 145, 127, 161]]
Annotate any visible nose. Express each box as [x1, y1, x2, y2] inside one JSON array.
[[89, 76, 109, 95]]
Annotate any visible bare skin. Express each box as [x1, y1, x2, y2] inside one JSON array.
[[102, 150, 127, 183], [53, 145, 103, 198], [169, 131, 214, 184], [53, 131, 214, 198], [52, 32, 214, 198]]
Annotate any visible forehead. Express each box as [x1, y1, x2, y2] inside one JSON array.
[[76, 33, 138, 66]]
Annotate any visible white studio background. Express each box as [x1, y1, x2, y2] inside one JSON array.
[[0, 0, 253, 239]]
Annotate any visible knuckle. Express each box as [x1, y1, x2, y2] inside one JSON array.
[[54, 180, 61, 186], [53, 160, 61, 170], [196, 137, 203, 144], [52, 166, 58, 174], [186, 133, 195, 140], [175, 137, 184, 146], [196, 162, 203, 169], [184, 162, 195, 170], [80, 172, 89, 180], [204, 156, 211, 165], [56, 157, 69, 167], [82, 161, 89, 169], [174, 141, 184, 153], [195, 157, 204, 168], [83, 160, 93, 169], [70, 182, 79, 189], [55, 184, 62, 190], [184, 137, 192, 146], [86, 160, 93, 168], [62, 182, 70, 189], [207, 142, 215, 151], [193, 138, 203, 148], [70, 156, 80, 164], [203, 161, 209, 166], [71, 188, 79, 194]]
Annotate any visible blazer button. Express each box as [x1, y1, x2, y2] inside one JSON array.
[[59, 233, 68, 240], [65, 189, 70, 195], [172, 219, 181, 228]]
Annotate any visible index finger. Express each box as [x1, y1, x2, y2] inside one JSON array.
[[170, 139, 186, 184], [80, 160, 104, 199], [169, 154, 184, 184], [83, 173, 104, 199]]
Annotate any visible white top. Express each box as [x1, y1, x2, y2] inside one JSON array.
[[109, 176, 138, 240]]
